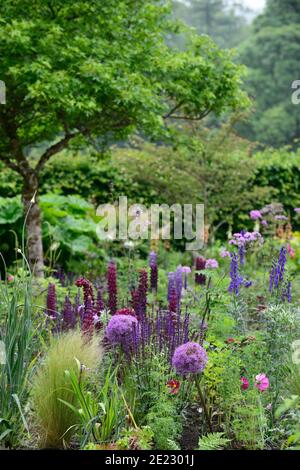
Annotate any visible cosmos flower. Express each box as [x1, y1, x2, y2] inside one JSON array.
[[287, 244, 295, 258], [241, 377, 249, 390], [255, 374, 269, 392]]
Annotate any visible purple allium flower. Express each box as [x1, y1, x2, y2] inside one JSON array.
[[62, 295, 75, 330], [107, 261, 117, 315], [105, 314, 138, 347], [195, 257, 206, 285], [250, 210, 262, 220], [294, 208, 300, 213], [46, 283, 57, 320], [261, 220, 268, 227], [205, 259, 219, 269], [137, 269, 148, 318], [182, 266, 191, 289], [228, 253, 243, 296], [275, 215, 288, 221], [172, 342, 208, 375]]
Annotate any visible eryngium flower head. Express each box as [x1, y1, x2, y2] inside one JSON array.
[[172, 341, 208, 375], [105, 314, 138, 346]]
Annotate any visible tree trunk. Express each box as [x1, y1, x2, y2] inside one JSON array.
[[22, 171, 44, 278]]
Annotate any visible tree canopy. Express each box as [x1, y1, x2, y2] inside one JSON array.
[[0, 0, 247, 275], [239, 0, 300, 147]]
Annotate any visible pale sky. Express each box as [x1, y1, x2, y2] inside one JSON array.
[[243, 0, 266, 12]]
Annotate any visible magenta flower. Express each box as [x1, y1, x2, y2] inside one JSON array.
[[205, 259, 219, 269], [241, 377, 249, 390], [255, 374, 269, 392], [7, 274, 14, 283], [287, 244, 295, 258], [250, 210, 262, 220], [172, 342, 208, 375]]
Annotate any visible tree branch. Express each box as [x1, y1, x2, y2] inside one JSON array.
[[35, 132, 78, 173]]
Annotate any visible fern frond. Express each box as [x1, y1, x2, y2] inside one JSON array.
[[198, 432, 230, 451]]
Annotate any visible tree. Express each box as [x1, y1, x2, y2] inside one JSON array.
[[239, 0, 300, 147], [173, 0, 250, 49], [0, 0, 246, 276], [112, 115, 271, 240]]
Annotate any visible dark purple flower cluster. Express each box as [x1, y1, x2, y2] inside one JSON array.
[[149, 251, 158, 292], [269, 247, 291, 302], [46, 283, 57, 320], [172, 342, 208, 375], [195, 257, 206, 285], [107, 261, 118, 315], [228, 253, 244, 296], [137, 269, 148, 318], [62, 295, 76, 331], [175, 266, 183, 307], [269, 247, 287, 292]]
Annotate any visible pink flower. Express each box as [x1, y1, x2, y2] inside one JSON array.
[[250, 210, 262, 220], [294, 208, 300, 213], [7, 274, 14, 283], [241, 377, 249, 390], [220, 249, 230, 258], [287, 244, 295, 258], [255, 373, 269, 392], [205, 259, 219, 269]]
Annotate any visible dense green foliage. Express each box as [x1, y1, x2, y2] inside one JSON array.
[[239, 0, 300, 147]]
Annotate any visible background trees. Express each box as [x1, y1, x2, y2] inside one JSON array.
[[239, 0, 300, 147], [0, 0, 246, 276]]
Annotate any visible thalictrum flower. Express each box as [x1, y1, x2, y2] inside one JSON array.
[[250, 210, 262, 220]]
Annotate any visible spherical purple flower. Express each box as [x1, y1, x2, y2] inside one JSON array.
[[250, 210, 262, 220], [105, 314, 138, 346], [205, 259, 219, 269], [172, 342, 208, 375]]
